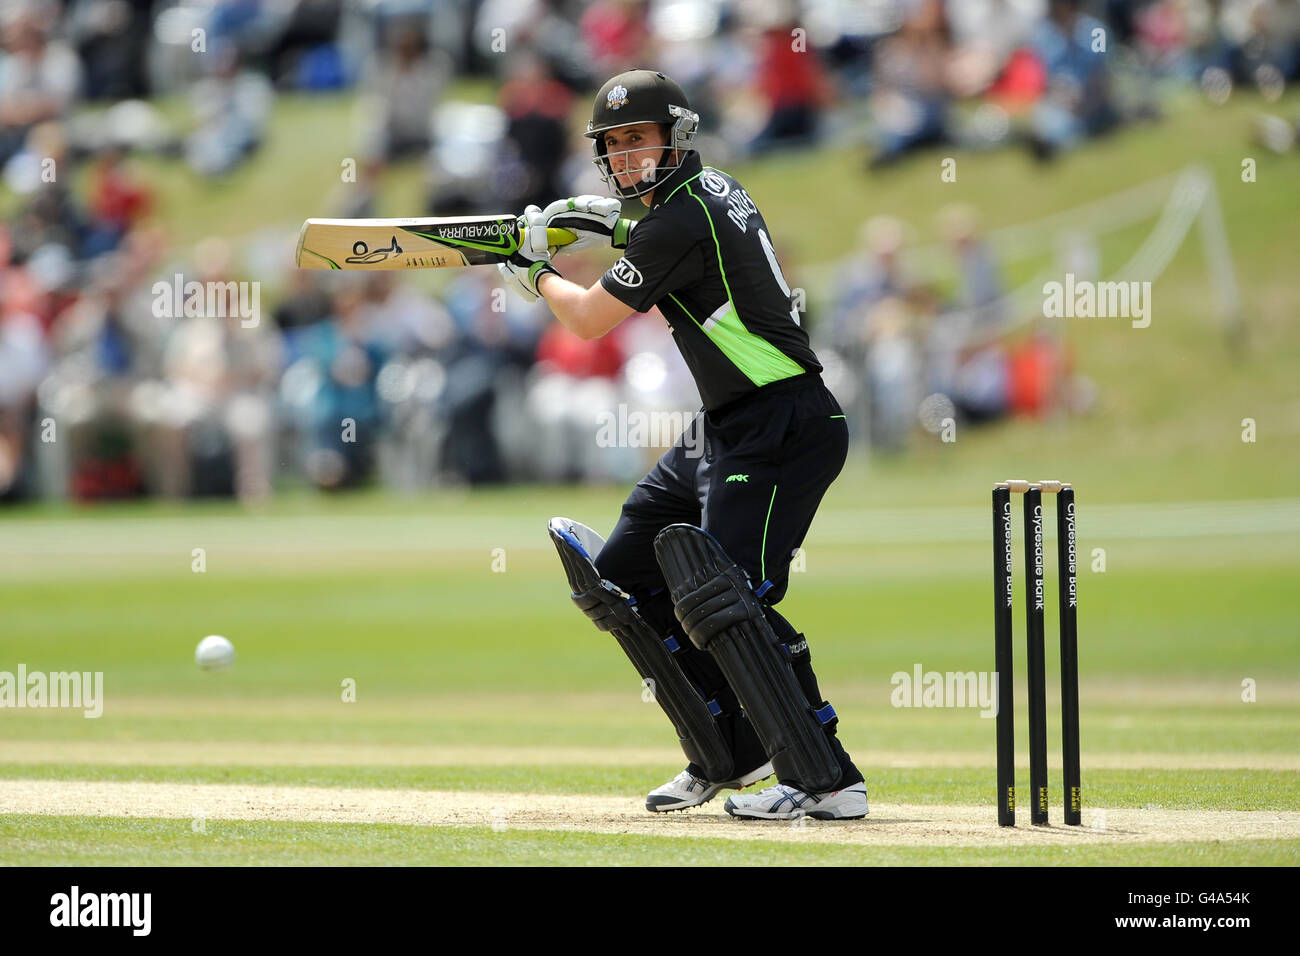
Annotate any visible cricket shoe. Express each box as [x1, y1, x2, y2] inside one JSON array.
[[724, 781, 869, 820], [645, 761, 775, 813]]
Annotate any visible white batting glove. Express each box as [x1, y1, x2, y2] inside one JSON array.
[[541, 195, 627, 252], [498, 205, 559, 302]]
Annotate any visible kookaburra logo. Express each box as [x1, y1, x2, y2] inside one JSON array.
[[607, 85, 628, 110], [347, 236, 402, 264]]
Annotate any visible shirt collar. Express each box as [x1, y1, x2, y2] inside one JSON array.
[[650, 151, 704, 208]]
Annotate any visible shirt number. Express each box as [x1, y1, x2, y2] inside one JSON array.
[[758, 228, 800, 327]]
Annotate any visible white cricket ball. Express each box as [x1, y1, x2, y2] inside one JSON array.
[[195, 635, 235, 672]]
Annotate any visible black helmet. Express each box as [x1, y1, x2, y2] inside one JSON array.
[[586, 70, 699, 199]]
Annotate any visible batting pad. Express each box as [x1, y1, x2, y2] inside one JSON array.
[[653, 523, 841, 793], [547, 517, 734, 783]]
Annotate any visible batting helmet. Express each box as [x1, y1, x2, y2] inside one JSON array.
[[586, 70, 699, 199]]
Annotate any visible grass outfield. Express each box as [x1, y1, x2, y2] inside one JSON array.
[[4, 817, 1297, 866], [2, 474, 1297, 864]]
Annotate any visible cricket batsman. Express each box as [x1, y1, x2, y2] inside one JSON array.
[[502, 70, 867, 820]]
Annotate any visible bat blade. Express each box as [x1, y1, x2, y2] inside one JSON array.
[[295, 216, 575, 271]]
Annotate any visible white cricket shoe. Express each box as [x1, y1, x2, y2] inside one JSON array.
[[645, 761, 775, 813], [724, 781, 869, 820]]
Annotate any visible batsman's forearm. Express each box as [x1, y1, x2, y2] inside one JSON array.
[[538, 272, 626, 341], [537, 273, 594, 338]]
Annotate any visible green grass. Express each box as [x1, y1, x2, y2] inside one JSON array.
[[2, 478, 1296, 863], [3, 816, 1296, 866], [1, 764, 1296, 813]]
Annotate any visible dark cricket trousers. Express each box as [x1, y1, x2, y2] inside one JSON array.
[[594, 372, 862, 789]]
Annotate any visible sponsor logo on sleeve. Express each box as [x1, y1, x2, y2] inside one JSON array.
[[700, 170, 730, 198], [608, 257, 643, 288]]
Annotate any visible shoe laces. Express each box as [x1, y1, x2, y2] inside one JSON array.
[[757, 782, 820, 803], [673, 769, 703, 788]]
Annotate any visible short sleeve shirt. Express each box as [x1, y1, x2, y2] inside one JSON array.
[[600, 152, 821, 411]]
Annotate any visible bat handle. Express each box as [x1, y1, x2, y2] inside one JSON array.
[[521, 227, 577, 249]]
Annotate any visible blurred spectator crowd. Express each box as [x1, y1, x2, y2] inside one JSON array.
[[1, 0, 1294, 501]]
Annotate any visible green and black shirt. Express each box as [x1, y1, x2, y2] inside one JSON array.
[[599, 151, 821, 411]]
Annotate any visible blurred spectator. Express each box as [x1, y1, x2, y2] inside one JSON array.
[[1134, 0, 1212, 81], [862, 296, 923, 451], [358, 20, 450, 162], [747, 10, 833, 154], [267, 0, 346, 90], [535, 316, 624, 380], [325, 156, 385, 221], [273, 270, 333, 336], [926, 204, 1009, 423], [41, 254, 156, 500], [425, 100, 508, 215], [1027, 0, 1119, 158], [282, 279, 385, 490], [868, 0, 954, 166], [436, 267, 544, 484], [496, 55, 573, 210], [831, 215, 914, 357], [185, 45, 274, 177], [1221, 0, 1300, 82], [829, 216, 922, 450], [943, 203, 1005, 326], [528, 320, 625, 484], [142, 239, 280, 500], [474, 0, 591, 90], [579, 0, 651, 76], [0, 0, 82, 165], [7, 121, 85, 262], [83, 143, 153, 257], [359, 271, 454, 356], [68, 0, 150, 100], [948, 0, 1046, 108], [0, 249, 49, 497]]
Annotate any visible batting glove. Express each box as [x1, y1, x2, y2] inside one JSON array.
[[540, 195, 632, 251], [498, 204, 559, 302]]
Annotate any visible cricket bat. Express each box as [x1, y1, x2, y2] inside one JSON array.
[[295, 215, 578, 271]]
